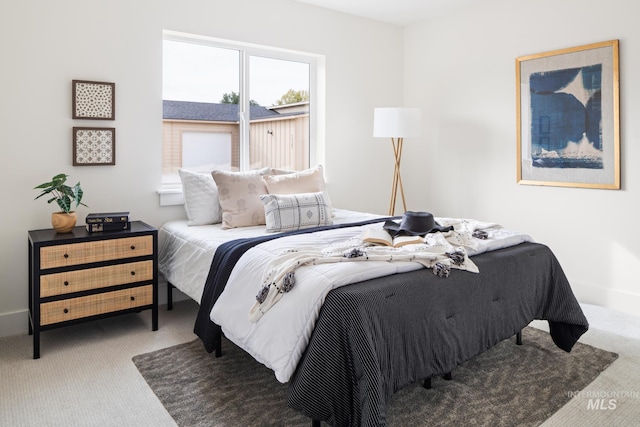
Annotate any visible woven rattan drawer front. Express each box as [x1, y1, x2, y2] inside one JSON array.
[[40, 236, 153, 269], [39, 260, 153, 298], [39, 285, 153, 326]]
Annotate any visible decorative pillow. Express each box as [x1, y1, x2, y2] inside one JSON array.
[[262, 165, 335, 217], [260, 192, 333, 233], [212, 168, 271, 229], [262, 165, 326, 194], [178, 169, 222, 225], [270, 168, 296, 175]]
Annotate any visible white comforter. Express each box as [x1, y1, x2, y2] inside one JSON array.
[[211, 218, 533, 383], [159, 209, 383, 302]]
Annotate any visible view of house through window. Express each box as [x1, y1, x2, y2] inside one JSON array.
[[162, 33, 314, 184], [181, 131, 232, 171]]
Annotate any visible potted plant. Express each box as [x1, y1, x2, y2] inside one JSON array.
[[34, 173, 88, 233]]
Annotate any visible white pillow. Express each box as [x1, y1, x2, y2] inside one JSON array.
[[178, 169, 222, 225], [260, 192, 333, 233], [212, 168, 271, 229]]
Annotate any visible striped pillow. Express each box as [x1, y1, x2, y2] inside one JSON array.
[[260, 192, 333, 233]]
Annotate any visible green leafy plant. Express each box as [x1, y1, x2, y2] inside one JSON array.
[[34, 173, 87, 213]]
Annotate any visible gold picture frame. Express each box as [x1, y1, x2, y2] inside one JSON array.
[[73, 127, 116, 166], [516, 40, 620, 189], [72, 80, 115, 120]]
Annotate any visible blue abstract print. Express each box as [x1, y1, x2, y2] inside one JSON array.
[[529, 64, 603, 169]]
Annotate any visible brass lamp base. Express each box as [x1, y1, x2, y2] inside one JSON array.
[[389, 137, 407, 216]]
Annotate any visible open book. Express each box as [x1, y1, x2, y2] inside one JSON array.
[[362, 227, 424, 248]]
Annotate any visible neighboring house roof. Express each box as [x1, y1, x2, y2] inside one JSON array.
[[163, 100, 281, 122]]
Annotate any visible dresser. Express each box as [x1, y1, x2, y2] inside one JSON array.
[[28, 221, 158, 359]]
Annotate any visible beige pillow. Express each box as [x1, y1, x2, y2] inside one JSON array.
[[262, 165, 326, 194], [211, 168, 271, 229], [263, 165, 333, 215]]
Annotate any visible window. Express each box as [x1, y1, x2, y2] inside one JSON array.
[[162, 31, 321, 186]]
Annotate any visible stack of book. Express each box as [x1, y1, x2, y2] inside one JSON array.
[[85, 212, 130, 233]]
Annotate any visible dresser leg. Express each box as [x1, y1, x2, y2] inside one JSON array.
[[152, 306, 158, 331], [33, 331, 40, 359]]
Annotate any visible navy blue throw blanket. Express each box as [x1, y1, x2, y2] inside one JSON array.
[[193, 217, 395, 354]]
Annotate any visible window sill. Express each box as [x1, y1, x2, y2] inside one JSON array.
[[157, 186, 184, 206]]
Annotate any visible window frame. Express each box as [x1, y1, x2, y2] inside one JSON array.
[[159, 30, 325, 205]]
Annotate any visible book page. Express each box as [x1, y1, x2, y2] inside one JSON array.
[[392, 235, 424, 247], [362, 228, 393, 246]]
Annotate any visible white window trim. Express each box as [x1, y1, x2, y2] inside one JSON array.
[[158, 30, 326, 206]]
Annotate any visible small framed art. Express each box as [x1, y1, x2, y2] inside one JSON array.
[[73, 127, 116, 166], [72, 80, 115, 120], [516, 40, 620, 189]]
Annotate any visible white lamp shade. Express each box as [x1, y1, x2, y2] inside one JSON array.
[[373, 107, 422, 138]]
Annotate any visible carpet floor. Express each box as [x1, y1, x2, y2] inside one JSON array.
[[133, 327, 618, 427]]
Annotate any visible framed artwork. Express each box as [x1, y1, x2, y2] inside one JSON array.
[[72, 80, 115, 120], [516, 40, 620, 189], [73, 127, 116, 166]]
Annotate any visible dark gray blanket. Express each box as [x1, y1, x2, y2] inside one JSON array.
[[286, 242, 589, 426]]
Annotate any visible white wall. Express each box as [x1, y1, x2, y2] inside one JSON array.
[[5, 0, 632, 339], [0, 0, 403, 337], [403, 0, 640, 317]]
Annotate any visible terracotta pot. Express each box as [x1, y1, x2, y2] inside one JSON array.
[[51, 211, 77, 233]]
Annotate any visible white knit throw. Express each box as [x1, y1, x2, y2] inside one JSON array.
[[249, 230, 481, 322]]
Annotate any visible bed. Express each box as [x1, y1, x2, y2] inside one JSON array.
[[158, 168, 588, 426]]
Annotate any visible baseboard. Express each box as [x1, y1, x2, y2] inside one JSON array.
[[0, 309, 28, 338], [572, 281, 640, 318], [0, 282, 190, 338]]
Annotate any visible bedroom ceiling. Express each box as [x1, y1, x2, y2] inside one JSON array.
[[292, 0, 491, 26]]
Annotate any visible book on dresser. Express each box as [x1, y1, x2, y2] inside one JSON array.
[[86, 221, 131, 233], [85, 212, 129, 224]]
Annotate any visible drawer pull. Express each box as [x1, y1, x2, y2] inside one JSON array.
[[63, 308, 69, 314], [130, 296, 135, 301], [130, 245, 136, 250], [64, 281, 69, 286], [63, 253, 69, 259], [130, 271, 135, 276]]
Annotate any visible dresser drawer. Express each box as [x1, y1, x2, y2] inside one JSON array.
[[40, 235, 153, 269], [39, 260, 153, 298], [39, 285, 153, 326]]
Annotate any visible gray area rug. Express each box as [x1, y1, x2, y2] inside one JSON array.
[[132, 327, 617, 426]]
